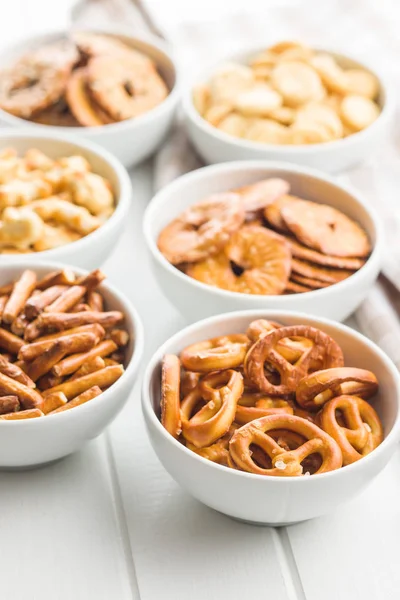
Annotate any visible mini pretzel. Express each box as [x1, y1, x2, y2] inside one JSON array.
[[180, 371, 201, 398], [244, 325, 344, 396], [161, 354, 181, 439], [235, 393, 293, 424], [320, 395, 383, 464], [229, 414, 342, 476], [181, 369, 243, 448], [186, 437, 236, 468], [296, 367, 379, 410], [157, 193, 245, 264], [246, 319, 281, 342], [180, 334, 250, 372]]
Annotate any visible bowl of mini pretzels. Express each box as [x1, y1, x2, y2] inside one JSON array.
[[183, 41, 393, 172], [0, 29, 179, 167], [144, 160, 382, 322], [0, 262, 143, 469], [142, 309, 400, 525], [0, 130, 131, 266]]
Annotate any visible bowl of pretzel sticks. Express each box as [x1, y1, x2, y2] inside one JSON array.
[[183, 41, 393, 172], [142, 310, 400, 525], [0, 130, 131, 267], [144, 160, 382, 322], [0, 262, 143, 469]]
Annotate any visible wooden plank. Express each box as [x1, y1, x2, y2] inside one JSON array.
[[287, 449, 400, 600], [0, 437, 136, 600]]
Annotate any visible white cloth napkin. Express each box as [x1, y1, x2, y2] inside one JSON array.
[[75, 0, 400, 369]]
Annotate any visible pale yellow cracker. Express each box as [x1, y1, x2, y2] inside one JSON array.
[[271, 61, 325, 107], [340, 94, 380, 131], [234, 84, 282, 117]]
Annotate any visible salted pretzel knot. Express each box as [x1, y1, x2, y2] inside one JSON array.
[[180, 334, 250, 372], [181, 369, 243, 448], [161, 354, 181, 439], [235, 392, 293, 425], [244, 325, 344, 396], [229, 414, 342, 476], [296, 367, 379, 410], [320, 395, 383, 465], [246, 319, 316, 366]]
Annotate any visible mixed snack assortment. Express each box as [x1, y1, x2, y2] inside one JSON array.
[[0, 268, 129, 418], [193, 40, 381, 145], [0, 32, 169, 127], [158, 177, 370, 295], [160, 319, 383, 476], [0, 147, 114, 254]]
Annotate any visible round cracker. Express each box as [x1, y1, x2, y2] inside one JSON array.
[[280, 199, 371, 257], [281, 235, 366, 270], [291, 258, 354, 284], [263, 194, 302, 232], [290, 273, 331, 289], [284, 280, 312, 293], [340, 94, 380, 132], [271, 61, 325, 107]]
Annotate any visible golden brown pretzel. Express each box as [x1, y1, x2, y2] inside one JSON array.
[[229, 414, 342, 476], [320, 395, 383, 464], [296, 367, 379, 410], [181, 369, 243, 448], [244, 325, 344, 396], [180, 334, 250, 372], [161, 354, 181, 439], [235, 392, 293, 424]]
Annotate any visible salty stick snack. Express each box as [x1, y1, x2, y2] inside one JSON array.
[[159, 319, 383, 476], [158, 178, 370, 295], [0, 269, 130, 419]]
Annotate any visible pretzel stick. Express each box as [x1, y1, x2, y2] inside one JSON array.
[[70, 303, 91, 312], [0, 295, 8, 320], [3, 270, 37, 324], [32, 323, 106, 344], [18, 325, 105, 361], [0, 328, 24, 354], [104, 358, 119, 367], [110, 329, 129, 347], [36, 269, 76, 290], [0, 395, 20, 414], [24, 285, 67, 320], [0, 283, 13, 296], [0, 355, 35, 388], [52, 339, 117, 377], [10, 313, 29, 336], [0, 372, 43, 409], [42, 365, 124, 399], [25, 311, 123, 341], [0, 409, 44, 420], [41, 391, 68, 414], [45, 285, 86, 313], [49, 385, 102, 414], [68, 356, 105, 381], [87, 291, 103, 312], [76, 269, 105, 290], [37, 373, 63, 391], [27, 333, 97, 381]]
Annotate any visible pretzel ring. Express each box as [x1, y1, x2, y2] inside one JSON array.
[[157, 193, 245, 264], [229, 414, 342, 476], [246, 319, 281, 342], [296, 367, 379, 410], [161, 355, 181, 438], [244, 325, 344, 396], [320, 395, 383, 465], [180, 334, 250, 372], [181, 369, 243, 448], [235, 393, 293, 425]]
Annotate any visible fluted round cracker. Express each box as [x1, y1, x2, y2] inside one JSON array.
[[291, 273, 331, 289], [282, 235, 366, 270], [291, 258, 353, 284], [285, 280, 312, 294], [280, 199, 371, 257], [263, 194, 302, 232]]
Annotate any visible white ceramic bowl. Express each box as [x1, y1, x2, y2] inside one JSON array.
[[0, 262, 144, 469], [142, 309, 400, 525], [183, 47, 393, 173], [0, 130, 132, 269], [0, 29, 180, 167], [143, 161, 382, 323]]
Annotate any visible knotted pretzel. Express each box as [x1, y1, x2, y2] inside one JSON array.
[[161, 354, 181, 439], [180, 334, 250, 372], [235, 393, 293, 424], [320, 395, 383, 464], [296, 367, 379, 410], [229, 414, 342, 476], [244, 325, 344, 396], [181, 369, 243, 448]]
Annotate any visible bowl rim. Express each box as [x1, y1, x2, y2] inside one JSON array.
[[142, 308, 400, 483], [0, 261, 144, 426], [0, 27, 181, 134], [143, 159, 383, 301], [0, 128, 132, 262], [182, 44, 395, 153]]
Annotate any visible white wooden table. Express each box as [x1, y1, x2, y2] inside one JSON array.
[[1, 2, 400, 599]]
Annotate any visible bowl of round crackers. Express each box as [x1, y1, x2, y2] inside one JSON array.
[[183, 41, 393, 173], [143, 160, 382, 322], [0, 29, 180, 167]]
